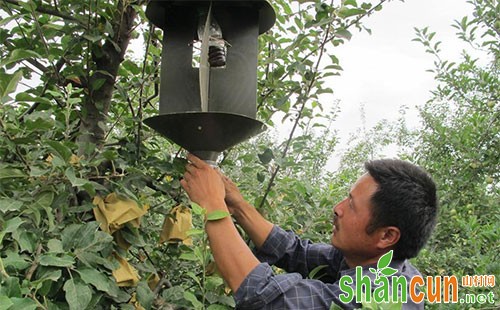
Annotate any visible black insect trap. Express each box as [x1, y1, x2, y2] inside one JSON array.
[[144, 0, 276, 165]]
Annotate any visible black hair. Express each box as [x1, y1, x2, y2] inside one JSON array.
[[364, 159, 438, 259]]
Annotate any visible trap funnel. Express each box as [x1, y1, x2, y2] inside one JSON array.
[[144, 0, 276, 164]]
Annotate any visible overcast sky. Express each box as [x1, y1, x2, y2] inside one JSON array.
[[329, 0, 472, 150]]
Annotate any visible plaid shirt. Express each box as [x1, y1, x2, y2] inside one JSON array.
[[234, 225, 423, 309]]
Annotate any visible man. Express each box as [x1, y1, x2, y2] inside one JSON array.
[[181, 154, 438, 309]]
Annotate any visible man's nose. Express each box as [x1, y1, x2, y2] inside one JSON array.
[[333, 199, 346, 217]]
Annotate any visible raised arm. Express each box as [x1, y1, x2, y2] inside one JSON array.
[[220, 173, 341, 279], [219, 173, 274, 249], [180, 154, 259, 292]]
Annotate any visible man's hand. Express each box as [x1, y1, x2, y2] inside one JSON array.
[[180, 154, 227, 213], [217, 170, 274, 249], [218, 172, 247, 215]]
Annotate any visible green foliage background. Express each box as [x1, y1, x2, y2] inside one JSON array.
[[0, 0, 498, 309]]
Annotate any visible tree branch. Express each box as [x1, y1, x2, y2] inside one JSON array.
[[135, 24, 155, 163], [25, 243, 43, 281], [2, 0, 85, 27], [3, 41, 48, 73], [258, 0, 388, 106], [258, 3, 335, 209]]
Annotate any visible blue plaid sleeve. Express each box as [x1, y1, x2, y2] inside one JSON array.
[[255, 225, 343, 279], [236, 226, 424, 309], [234, 262, 424, 309], [234, 263, 358, 309]]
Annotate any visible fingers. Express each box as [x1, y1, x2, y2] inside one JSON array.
[[187, 153, 206, 169], [214, 169, 232, 188], [180, 178, 188, 190], [221, 174, 235, 187], [183, 153, 220, 182], [215, 168, 229, 181], [185, 162, 196, 174], [184, 154, 202, 176]]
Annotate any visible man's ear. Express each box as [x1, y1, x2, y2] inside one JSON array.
[[376, 226, 400, 249]]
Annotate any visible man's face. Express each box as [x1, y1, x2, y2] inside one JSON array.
[[331, 173, 380, 258]]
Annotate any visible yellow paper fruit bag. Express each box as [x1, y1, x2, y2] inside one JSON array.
[[112, 253, 140, 287], [93, 193, 147, 234], [159, 205, 192, 245]]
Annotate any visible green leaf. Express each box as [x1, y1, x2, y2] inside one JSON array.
[[46, 140, 73, 162], [62, 222, 112, 252], [206, 210, 230, 221], [272, 67, 285, 80], [205, 275, 224, 291], [185, 271, 201, 285], [162, 286, 185, 302], [0, 296, 13, 310], [184, 291, 203, 310], [308, 264, 328, 279], [82, 34, 103, 42], [190, 202, 205, 215], [29, 166, 51, 177], [15, 92, 52, 105], [330, 301, 344, 310], [193, 247, 207, 265], [77, 252, 117, 271], [2, 251, 31, 270], [6, 297, 37, 310], [31, 269, 62, 288], [86, 293, 104, 310], [0, 49, 42, 67], [47, 239, 64, 253], [186, 228, 204, 236], [136, 281, 154, 309], [3, 217, 24, 233], [61, 224, 81, 251], [257, 172, 265, 183], [39, 254, 75, 267], [121, 59, 141, 75], [33, 191, 54, 209], [63, 278, 92, 310], [334, 28, 352, 40], [2, 276, 22, 298], [91, 78, 106, 91], [16, 0, 34, 12], [0, 198, 23, 213], [0, 167, 27, 179], [377, 250, 393, 270], [119, 225, 146, 247], [76, 267, 118, 297], [179, 252, 198, 261], [0, 71, 23, 98], [43, 206, 56, 232], [13, 231, 37, 253], [338, 7, 365, 18], [258, 148, 274, 165], [65, 167, 88, 187], [361, 2, 372, 10]]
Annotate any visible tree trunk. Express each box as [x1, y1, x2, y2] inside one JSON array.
[[78, 1, 137, 155]]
